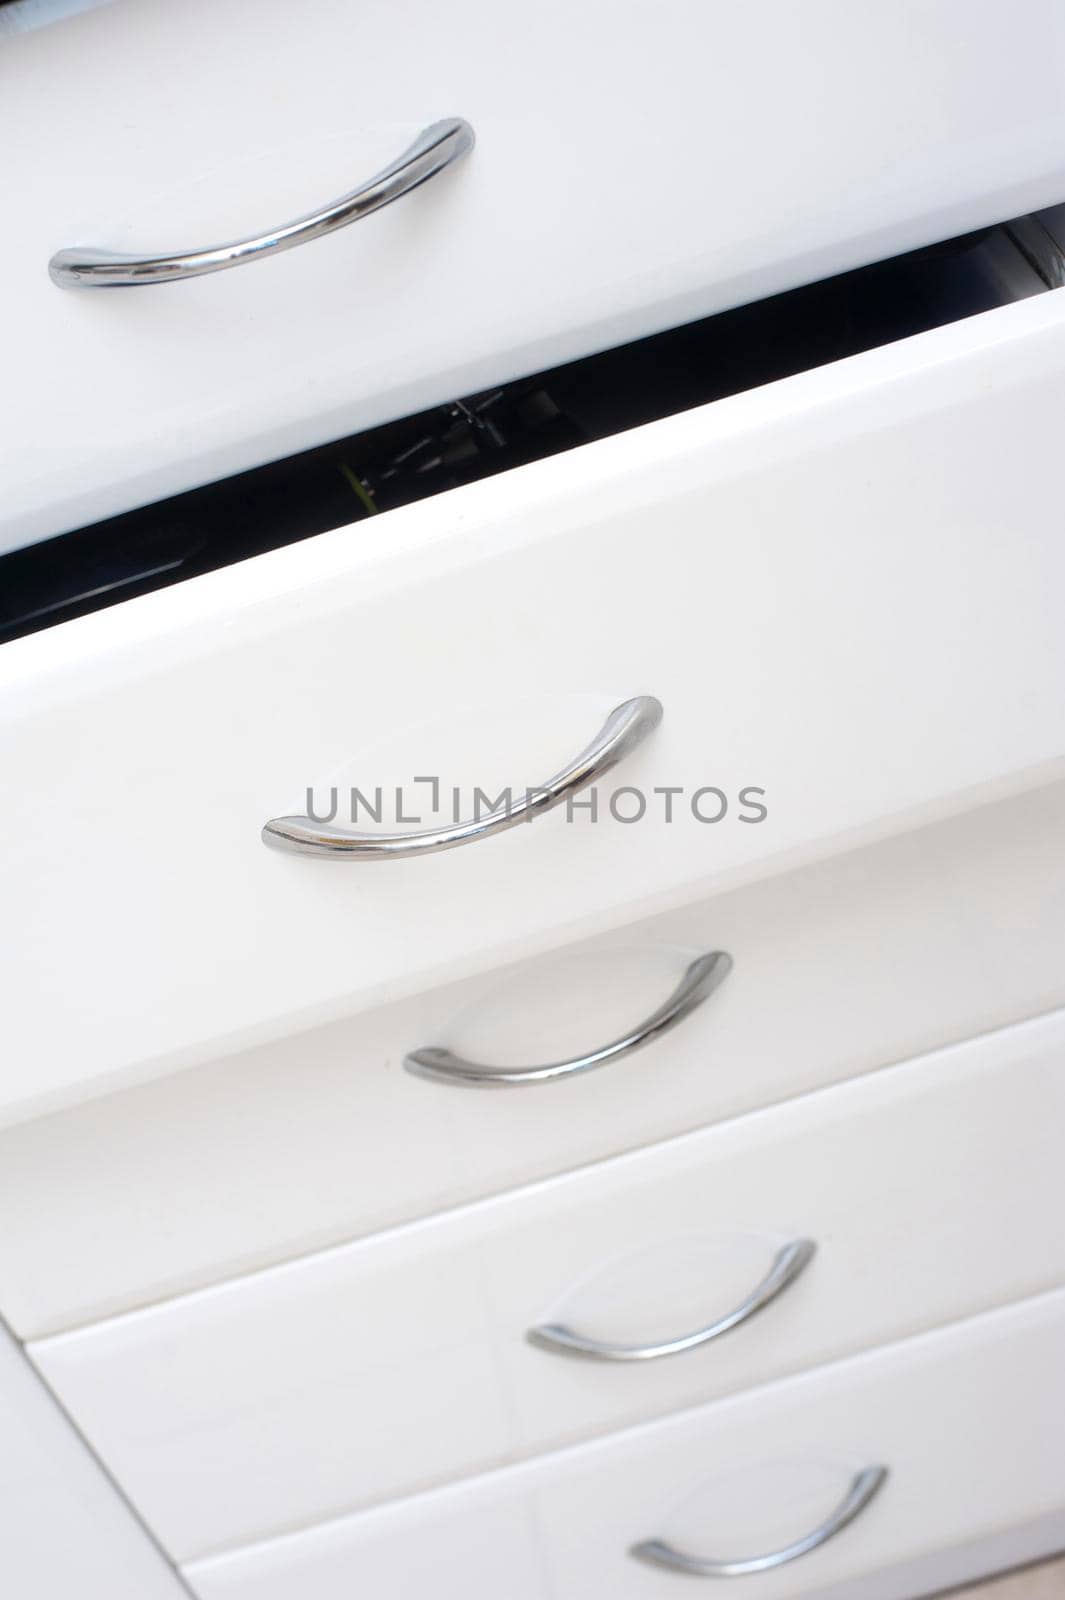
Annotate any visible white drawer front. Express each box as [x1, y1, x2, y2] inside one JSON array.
[[2, 774, 1061, 1337], [28, 1011, 1065, 1560], [5, 0, 1065, 550], [3, 776, 1065, 1338], [182, 1290, 1065, 1600], [3, 294, 1065, 1126]]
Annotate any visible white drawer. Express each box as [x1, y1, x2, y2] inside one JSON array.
[[181, 1289, 1065, 1600], [3, 774, 1065, 1338], [28, 1010, 1065, 1560], [5, 0, 1065, 550], [4, 289, 1065, 1126]]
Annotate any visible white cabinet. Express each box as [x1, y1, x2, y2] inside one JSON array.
[[4, 291, 1065, 1127], [4, 11, 1065, 1598], [28, 1010, 1065, 1559], [4, 0, 1065, 550], [182, 1290, 1065, 1600], [0, 1322, 184, 1600], [2, 776, 1064, 1336]]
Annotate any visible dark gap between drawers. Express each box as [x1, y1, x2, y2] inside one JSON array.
[[2, 209, 1062, 645]]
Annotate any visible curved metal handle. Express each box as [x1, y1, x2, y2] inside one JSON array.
[[631, 1465, 888, 1578], [405, 949, 730, 1087], [262, 695, 663, 860], [527, 1238, 816, 1360], [49, 118, 474, 289]]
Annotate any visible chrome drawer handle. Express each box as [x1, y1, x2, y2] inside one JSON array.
[[49, 118, 474, 289], [527, 1238, 815, 1360], [631, 1465, 888, 1578], [405, 949, 730, 1086], [262, 695, 663, 859]]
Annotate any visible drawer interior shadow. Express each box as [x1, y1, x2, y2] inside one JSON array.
[[3, 209, 1063, 644]]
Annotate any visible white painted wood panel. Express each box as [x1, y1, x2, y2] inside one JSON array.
[[3, 293, 1065, 1125], [29, 1011, 1065, 1559], [0, 1322, 185, 1600], [2, 777, 1064, 1337], [3, 0, 1065, 550], [945, 1556, 1065, 1599], [183, 1290, 1065, 1599]]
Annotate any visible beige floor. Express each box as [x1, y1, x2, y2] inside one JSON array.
[[946, 1556, 1065, 1597]]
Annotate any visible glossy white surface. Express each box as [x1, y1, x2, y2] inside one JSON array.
[[0, 1322, 184, 1600], [4, 0, 1065, 550], [3, 294, 1065, 1124], [2, 776, 1065, 1336], [182, 1290, 1065, 1598], [29, 1010, 1065, 1559]]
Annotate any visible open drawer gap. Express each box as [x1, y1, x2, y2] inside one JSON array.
[[2, 205, 1063, 644]]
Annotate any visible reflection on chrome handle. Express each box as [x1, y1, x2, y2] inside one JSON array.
[[527, 1238, 816, 1360], [262, 695, 663, 859], [631, 1465, 888, 1577], [405, 949, 730, 1086], [50, 118, 474, 288]]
